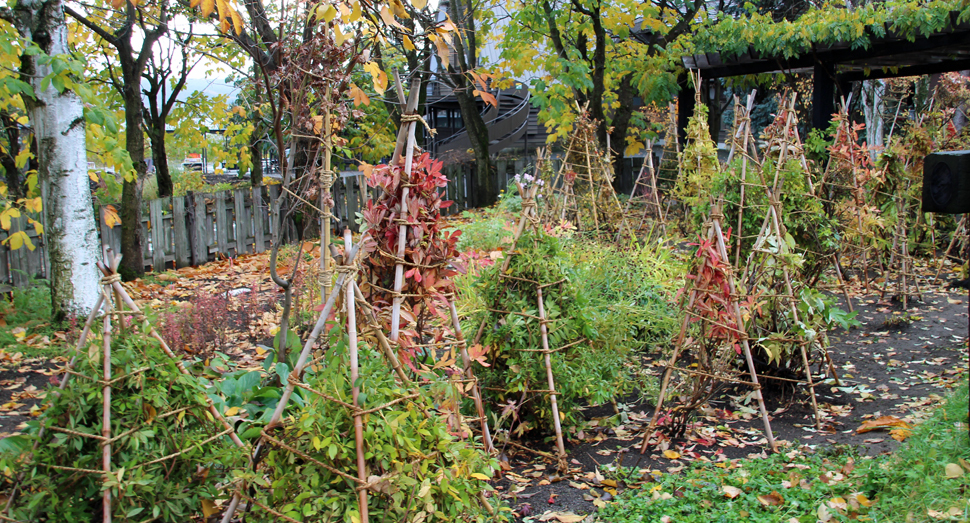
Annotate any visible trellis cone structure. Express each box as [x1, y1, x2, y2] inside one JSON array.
[[2, 250, 247, 522], [541, 104, 629, 239], [219, 79, 495, 523], [639, 204, 778, 454], [470, 163, 586, 472]]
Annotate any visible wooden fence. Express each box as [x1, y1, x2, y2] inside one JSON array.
[[0, 156, 558, 289]]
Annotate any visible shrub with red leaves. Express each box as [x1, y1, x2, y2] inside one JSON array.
[[158, 291, 234, 354], [359, 153, 465, 365]]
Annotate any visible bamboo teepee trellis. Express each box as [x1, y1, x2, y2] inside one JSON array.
[[3, 250, 247, 523], [639, 202, 779, 454], [219, 78, 494, 523], [541, 104, 629, 239], [469, 156, 574, 472], [622, 139, 668, 241]]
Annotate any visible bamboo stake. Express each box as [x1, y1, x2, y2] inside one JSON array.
[[767, 205, 822, 429], [101, 289, 113, 523], [473, 181, 539, 346], [345, 230, 369, 523], [322, 86, 334, 303], [734, 90, 757, 267], [449, 300, 494, 453], [389, 78, 423, 341], [351, 280, 411, 385], [640, 274, 699, 453], [536, 286, 567, 469]]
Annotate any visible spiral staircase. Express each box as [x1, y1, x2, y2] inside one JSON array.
[[426, 82, 537, 157]]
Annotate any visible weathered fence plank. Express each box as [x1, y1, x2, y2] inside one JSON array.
[[234, 189, 250, 255], [149, 199, 166, 271], [173, 196, 190, 268], [253, 186, 265, 252]]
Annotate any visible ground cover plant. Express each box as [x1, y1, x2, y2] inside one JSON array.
[[599, 378, 969, 523]]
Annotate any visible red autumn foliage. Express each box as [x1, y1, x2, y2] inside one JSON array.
[[359, 152, 465, 366], [683, 228, 742, 354]]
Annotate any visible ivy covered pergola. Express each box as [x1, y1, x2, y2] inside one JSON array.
[[669, 7, 970, 137]]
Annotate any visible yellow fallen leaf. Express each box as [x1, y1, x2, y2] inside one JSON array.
[[722, 485, 742, 499], [663, 450, 681, 460], [944, 463, 964, 479]]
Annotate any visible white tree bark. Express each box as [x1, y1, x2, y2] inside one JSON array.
[[13, 0, 101, 318], [861, 79, 885, 150]]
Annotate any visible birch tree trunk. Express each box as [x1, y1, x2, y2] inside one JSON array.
[[862, 79, 885, 150], [13, 0, 102, 319]]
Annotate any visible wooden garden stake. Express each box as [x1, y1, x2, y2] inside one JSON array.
[[101, 291, 114, 523], [345, 229, 369, 523], [449, 301, 494, 453], [321, 86, 334, 303], [536, 286, 567, 467], [733, 90, 757, 266], [389, 78, 423, 342]]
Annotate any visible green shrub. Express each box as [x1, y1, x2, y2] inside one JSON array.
[[453, 211, 515, 253], [240, 324, 501, 522], [0, 330, 244, 522], [465, 231, 677, 436]]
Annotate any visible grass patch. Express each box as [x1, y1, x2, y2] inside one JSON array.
[[0, 281, 63, 359], [601, 379, 969, 523]]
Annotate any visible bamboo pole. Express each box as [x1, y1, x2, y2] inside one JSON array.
[[101, 288, 113, 523], [734, 90, 757, 267], [640, 275, 699, 453], [449, 300, 494, 453], [350, 280, 411, 385], [345, 230, 369, 523], [536, 286, 567, 469], [322, 86, 334, 304], [389, 78, 423, 341]]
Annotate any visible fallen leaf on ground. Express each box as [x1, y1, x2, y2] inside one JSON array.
[[537, 511, 585, 522], [856, 416, 911, 434], [944, 463, 964, 479], [758, 491, 784, 506], [722, 485, 742, 499]]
